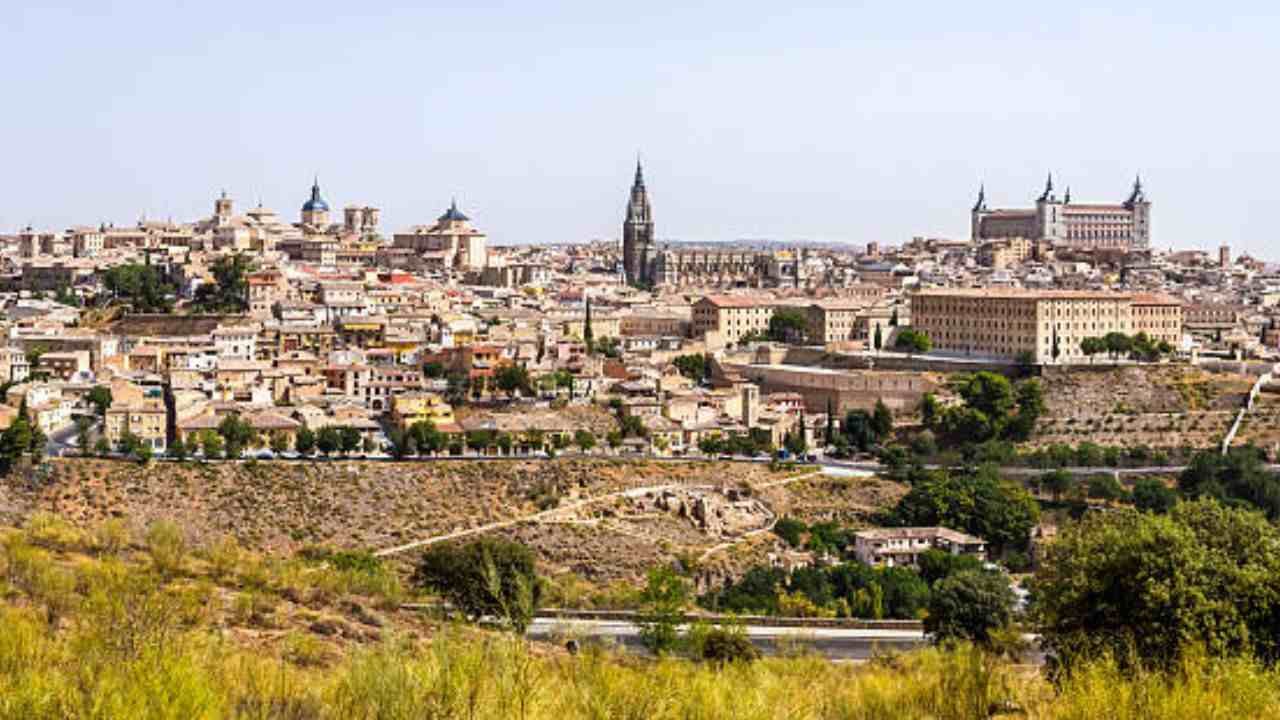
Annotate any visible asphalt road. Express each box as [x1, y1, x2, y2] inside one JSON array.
[[527, 618, 927, 660]]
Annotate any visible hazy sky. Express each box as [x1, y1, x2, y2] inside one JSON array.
[[2, 2, 1276, 253]]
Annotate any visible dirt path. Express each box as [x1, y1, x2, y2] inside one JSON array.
[[374, 469, 822, 558], [373, 482, 694, 557]]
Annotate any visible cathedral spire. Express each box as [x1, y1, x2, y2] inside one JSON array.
[[634, 157, 645, 190], [1039, 172, 1055, 201], [972, 182, 986, 212]]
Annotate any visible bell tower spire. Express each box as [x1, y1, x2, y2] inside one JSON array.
[[622, 158, 655, 287]]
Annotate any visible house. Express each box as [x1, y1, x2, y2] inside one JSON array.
[[389, 392, 455, 433], [852, 527, 987, 568]]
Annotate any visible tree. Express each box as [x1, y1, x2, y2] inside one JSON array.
[[269, 430, 291, 455], [466, 430, 494, 454], [0, 399, 45, 473], [1080, 337, 1103, 364], [114, 430, 141, 458], [1041, 469, 1074, 502], [94, 437, 111, 457], [893, 328, 931, 355], [871, 399, 893, 440], [1086, 474, 1126, 503], [410, 420, 445, 456], [199, 431, 224, 460], [191, 252, 253, 314], [606, 430, 623, 451], [842, 410, 877, 452], [101, 263, 175, 313], [75, 417, 93, 457], [1132, 477, 1177, 514], [873, 323, 883, 352], [295, 427, 316, 457], [412, 538, 542, 633], [672, 354, 708, 382], [496, 432, 514, 455], [583, 295, 594, 354], [637, 566, 691, 655], [316, 427, 341, 457], [217, 414, 255, 459], [494, 364, 533, 399], [339, 427, 362, 456], [889, 307, 899, 327], [573, 429, 596, 452], [1051, 327, 1061, 362], [891, 465, 1040, 555], [1004, 379, 1045, 442], [957, 372, 1015, 421], [768, 309, 810, 344], [1103, 331, 1132, 360], [1034, 500, 1280, 671], [387, 428, 410, 460], [784, 427, 807, 457], [1178, 447, 1280, 519], [167, 436, 188, 461], [917, 548, 985, 587], [422, 361, 446, 379], [87, 386, 113, 417], [925, 569, 1016, 646]]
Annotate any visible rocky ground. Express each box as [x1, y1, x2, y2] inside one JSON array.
[[1031, 365, 1252, 450], [0, 458, 905, 588]]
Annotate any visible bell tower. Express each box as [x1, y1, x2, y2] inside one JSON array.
[[622, 159, 654, 286]]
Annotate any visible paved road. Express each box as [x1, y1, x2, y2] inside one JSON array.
[[527, 617, 927, 660]]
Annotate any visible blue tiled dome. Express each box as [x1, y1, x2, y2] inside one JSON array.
[[438, 198, 469, 222], [302, 179, 329, 213]]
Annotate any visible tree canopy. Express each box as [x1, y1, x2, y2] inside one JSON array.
[[101, 264, 175, 313], [894, 328, 932, 354], [889, 464, 1040, 554], [768, 309, 810, 344], [412, 538, 542, 633], [1034, 500, 1280, 671], [191, 253, 253, 314]]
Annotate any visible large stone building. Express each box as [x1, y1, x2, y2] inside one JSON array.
[[971, 175, 1151, 250], [910, 288, 1181, 363], [691, 295, 773, 344], [393, 200, 489, 272], [619, 162, 808, 289]]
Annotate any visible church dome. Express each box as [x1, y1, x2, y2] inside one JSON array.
[[438, 198, 469, 222], [302, 178, 329, 213]]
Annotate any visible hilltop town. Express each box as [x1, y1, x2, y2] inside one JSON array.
[[0, 168, 1267, 469]]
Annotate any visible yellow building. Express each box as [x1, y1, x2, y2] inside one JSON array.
[[692, 295, 774, 344], [910, 288, 1183, 364], [389, 392, 456, 433], [104, 383, 168, 452]]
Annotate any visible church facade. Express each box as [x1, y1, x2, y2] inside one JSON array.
[[971, 175, 1151, 250], [620, 162, 807, 289]]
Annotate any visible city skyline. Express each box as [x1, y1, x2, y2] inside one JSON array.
[[2, 1, 1277, 253]]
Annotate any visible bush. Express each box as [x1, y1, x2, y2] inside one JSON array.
[[700, 625, 760, 665], [1034, 499, 1280, 671], [772, 517, 807, 547], [144, 521, 188, 577], [924, 569, 1016, 647], [636, 566, 690, 655], [412, 538, 542, 633]]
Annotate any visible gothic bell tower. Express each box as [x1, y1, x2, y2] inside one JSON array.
[[622, 160, 654, 286]]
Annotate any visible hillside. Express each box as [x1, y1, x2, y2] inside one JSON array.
[[1031, 365, 1252, 450], [0, 458, 904, 587], [0, 514, 1275, 720]]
